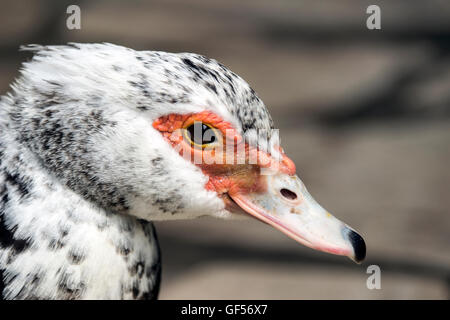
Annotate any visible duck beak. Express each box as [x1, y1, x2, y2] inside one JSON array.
[[229, 172, 366, 263]]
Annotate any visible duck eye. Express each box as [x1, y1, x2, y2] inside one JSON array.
[[184, 122, 218, 147]]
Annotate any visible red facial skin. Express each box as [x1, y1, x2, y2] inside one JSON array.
[[153, 111, 296, 211]]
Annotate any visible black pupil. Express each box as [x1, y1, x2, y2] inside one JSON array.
[[187, 122, 216, 145]]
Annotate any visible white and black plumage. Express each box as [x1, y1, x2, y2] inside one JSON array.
[[0, 43, 365, 300]]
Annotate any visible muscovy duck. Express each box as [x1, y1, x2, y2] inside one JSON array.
[[0, 43, 365, 299]]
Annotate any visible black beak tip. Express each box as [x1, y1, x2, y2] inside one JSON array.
[[342, 226, 366, 263], [345, 229, 366, 263]]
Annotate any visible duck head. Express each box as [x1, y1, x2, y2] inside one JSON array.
[[12, 43, 365, 263]]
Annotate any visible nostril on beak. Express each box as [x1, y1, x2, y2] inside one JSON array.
[[280, 188, 297, 200], [345, 228, 366, 263]]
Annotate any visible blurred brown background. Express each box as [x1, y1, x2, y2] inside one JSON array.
[[1, 0, 449, 299]]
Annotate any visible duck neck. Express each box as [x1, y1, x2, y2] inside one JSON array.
[[0, 126, 161, 300]]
